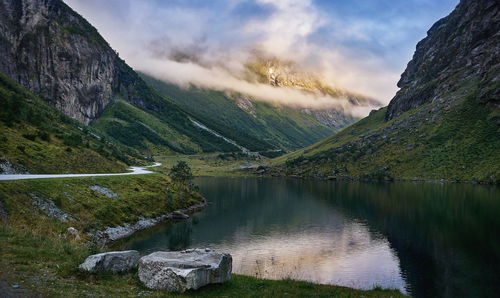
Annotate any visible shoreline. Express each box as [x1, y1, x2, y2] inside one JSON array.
[[197, 172, 499, 185], [94, 198, 207, 246]]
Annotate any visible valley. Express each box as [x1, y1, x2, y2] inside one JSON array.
[[0, 0, 499, 297]]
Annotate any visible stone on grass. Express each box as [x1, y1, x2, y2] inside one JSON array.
[[67, 227, 81, 241], [79, 250, 140, 273], [138, 249, 232, 292]]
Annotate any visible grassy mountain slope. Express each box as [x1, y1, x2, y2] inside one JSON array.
[[0, 71, 132, 174], [268, 0, 500, 183], [270, 88, 499, 183], [0, 0, 251, 156], [141, 73, 340, 152], [93, 100, 197, 155], [93, 97, 243, 155]]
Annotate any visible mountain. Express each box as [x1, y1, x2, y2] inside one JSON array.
[[267, 0, 500, 183], [141, 73, 341, 152], [244, 56, 381, 115], [140, 56, 382, 153], [0, 70, 132, 174], [0, 0, 258, 157]]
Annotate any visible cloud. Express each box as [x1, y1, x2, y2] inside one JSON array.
[[64, 0, 457, 116], [137, 57, 376, 117]]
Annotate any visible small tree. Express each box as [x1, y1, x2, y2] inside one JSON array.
[[169, 161, 194, 187]]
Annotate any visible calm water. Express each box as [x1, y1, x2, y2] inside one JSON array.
[[120, 177, 500, 297]]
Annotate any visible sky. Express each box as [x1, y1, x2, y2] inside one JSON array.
[[65, 0, 458, 115]]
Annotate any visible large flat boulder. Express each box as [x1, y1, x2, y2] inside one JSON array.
[[138, 249, 232, 292], [79, 250, 140, 273]]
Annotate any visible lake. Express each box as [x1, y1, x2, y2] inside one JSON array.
[[120, 177, 500, 297]]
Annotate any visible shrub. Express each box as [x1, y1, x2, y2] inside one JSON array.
[[22, 133, 37, 141], [169, 161, 194, 187], [63, 134, 83, 147], [38, 131, 51, 142]]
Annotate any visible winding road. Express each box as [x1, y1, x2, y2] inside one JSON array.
[[0, 162, 162, 181]]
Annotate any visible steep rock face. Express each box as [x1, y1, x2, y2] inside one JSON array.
[[386, 0, 500, 120], [0, 0, 149, 124]]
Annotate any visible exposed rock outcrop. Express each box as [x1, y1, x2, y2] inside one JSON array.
[[0, 159, 28, 174], [138, 249, 232, 292], [89, 185, 118, 198], [30, 193, 73, 222], [79, 250, 140, 273], [0, 0, 161, 124], [387, 0, 500, 120]]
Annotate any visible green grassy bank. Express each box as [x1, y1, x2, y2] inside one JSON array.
[[0, 174, 404, 297], [0, 225, 404, 297]]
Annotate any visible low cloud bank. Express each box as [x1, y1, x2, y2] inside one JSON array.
[[138, 57, 378, 118], [66, 0, 450, 116]]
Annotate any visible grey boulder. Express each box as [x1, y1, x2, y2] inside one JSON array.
[[138, 249, 232, 292], [79, 250, 140, 273]]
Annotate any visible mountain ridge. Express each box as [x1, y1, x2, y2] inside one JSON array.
[[140, 72, 344, 152], [266, 0, 500, 183], [0, 0, 269, 157]]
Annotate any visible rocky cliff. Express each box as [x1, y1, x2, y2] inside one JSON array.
[[0, 0, 152, 124], [386, 0, 500, 120], [268, 0, 500, 183]]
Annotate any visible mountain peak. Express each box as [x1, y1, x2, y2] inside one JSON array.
[[245, 56, 380, 108]]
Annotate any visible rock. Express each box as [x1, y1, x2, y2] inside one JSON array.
[[172, 211, 189, 220], [30, 193, 73, 222], [406, 144, 415, 151], [138, 249, 232, 292], [67, 227, 81, 241], [0, 0, 167, 124], [12, 284, 19, 289], [386, 0, 500, 120], [94, 200, 207, 245], [89, 185, 118, 198], [0, 159, 28, 175], [79, 250, 140, 273]]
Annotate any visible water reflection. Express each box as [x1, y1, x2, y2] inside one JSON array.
[[218, 223, 404, 291], [120, 178, 500, 297]]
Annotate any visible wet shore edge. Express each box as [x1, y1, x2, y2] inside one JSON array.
[[93, 198, 208, 246]]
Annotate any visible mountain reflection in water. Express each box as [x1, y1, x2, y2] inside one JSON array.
[[119, 177, 500, 297]]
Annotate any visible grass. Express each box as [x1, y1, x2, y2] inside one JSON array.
[[0, 225, 405, 297], [140, 73, 342, 152], [0, 174, 204, 237], [0, 70, 134, 173], [92, 100, 202, 155], [0, 173, 404, 297], [269, 87, 500, 183], [0, 124, 128, 174], [153, 154, 263, 177]]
